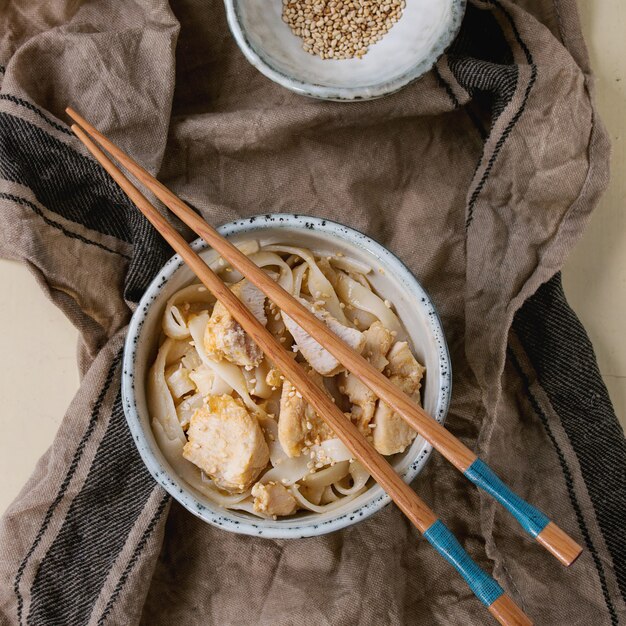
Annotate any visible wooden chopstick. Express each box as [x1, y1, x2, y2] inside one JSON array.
[[66, 107, 582, 570], [70, 119, 531, 626]]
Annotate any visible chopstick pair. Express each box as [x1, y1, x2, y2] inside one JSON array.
[[67, 108, 568, 625]]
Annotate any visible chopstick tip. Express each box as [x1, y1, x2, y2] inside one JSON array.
[[65, 107, 82, 127]]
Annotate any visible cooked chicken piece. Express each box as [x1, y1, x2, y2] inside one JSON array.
[[278, 370, 333, 457], [385, 340, 425, 392], [183, 395, 269, 493], [372, 400, 413, 456], [252, 481, 298, 516], [339, 372, 376, 436], [282, 298, 365, 376], [204, 279, 266, 368], [362, 321, 395, 371], [372, 341, 426, 455], [338, 322, 395, 435]]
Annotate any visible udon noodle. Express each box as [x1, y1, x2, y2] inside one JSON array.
[[148, 241, 425, 519]]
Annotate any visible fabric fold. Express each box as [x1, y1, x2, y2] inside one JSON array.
[[0, 0, 624, 624]]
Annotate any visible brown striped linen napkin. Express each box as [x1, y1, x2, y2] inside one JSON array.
[[1, 0, 625, 624]]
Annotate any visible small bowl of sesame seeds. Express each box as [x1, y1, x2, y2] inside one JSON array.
[[224, 0, 465, 101]]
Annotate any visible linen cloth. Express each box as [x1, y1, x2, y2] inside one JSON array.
[[0, 0, 625, 624]]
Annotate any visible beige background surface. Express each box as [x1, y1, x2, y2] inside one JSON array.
[[0, 4, 624, 514]]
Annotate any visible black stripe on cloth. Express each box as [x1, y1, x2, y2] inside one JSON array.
[[14, 352, 122, 625], [509, 346, 619, 625], [465, 0, 536, 228], [0, 192, 130, 260], [27, 390, 158, 626], [97, 492, 170, 626], [513, 273, 626, 608], [507, 349, 618, 625], [432, 65, 488, 140], [450, 2, 515, 67], [0, 94, 72, 135], [0, 111, 171, 301], [446, 1, 536, 229], [447, 2, 517, 123], [442, 3, 513, 143], [0, 112, 133, 241]]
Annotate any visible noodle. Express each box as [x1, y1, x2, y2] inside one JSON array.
[[148, 240, 426, 519]]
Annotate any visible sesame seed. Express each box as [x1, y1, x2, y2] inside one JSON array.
[[283, 0, 404, 60]]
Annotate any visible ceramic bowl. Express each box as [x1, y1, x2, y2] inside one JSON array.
[[122, 214, 451, 538], [223, 0, 465, 101]]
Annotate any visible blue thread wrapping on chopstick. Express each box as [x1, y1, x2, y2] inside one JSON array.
[[464, 458, 550, 537], [424, 520, 504, 606]]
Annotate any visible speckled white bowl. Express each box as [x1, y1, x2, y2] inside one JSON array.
[[224, 0, 465, 101], [122, 215, 451, 538]]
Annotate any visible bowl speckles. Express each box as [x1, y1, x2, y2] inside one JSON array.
[[122, 214, 451, 538], [223, 0, 466, 101]]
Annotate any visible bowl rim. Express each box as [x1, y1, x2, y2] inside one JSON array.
[[122, 213, 451, 538], [223, 0, 466, 101]]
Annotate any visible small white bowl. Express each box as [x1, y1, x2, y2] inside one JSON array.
[[122, 215, 451, 538], [224, 0, 465, 101]]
